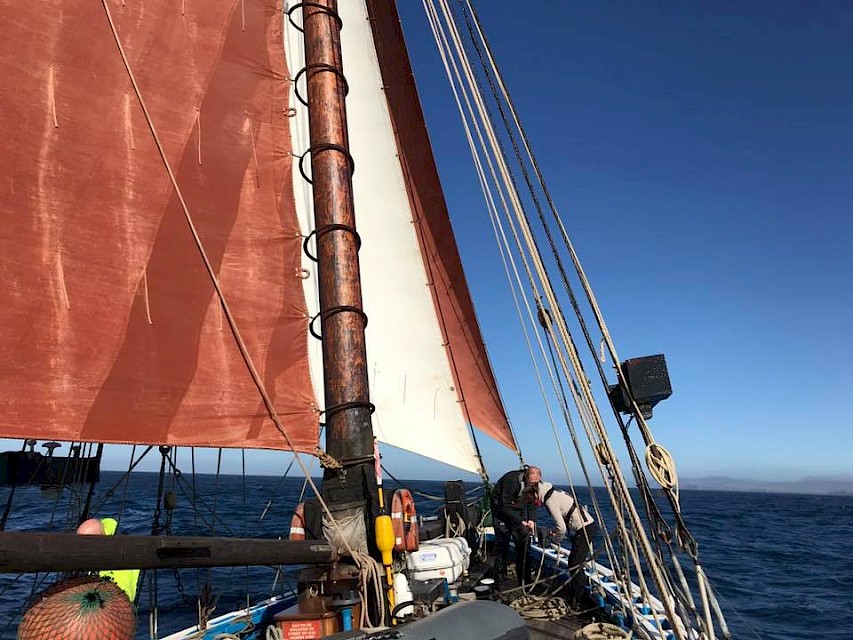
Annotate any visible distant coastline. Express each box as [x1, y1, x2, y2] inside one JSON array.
[[678, 476, 853, 497]]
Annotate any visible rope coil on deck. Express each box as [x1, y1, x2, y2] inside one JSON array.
[[508, 594, 569, 621], [573, 622, 630, 639]]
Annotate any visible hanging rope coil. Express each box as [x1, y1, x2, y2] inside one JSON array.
[[646, 443, 678, 495], [352, 550, 386, 630]]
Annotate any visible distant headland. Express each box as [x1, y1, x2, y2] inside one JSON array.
[[679, 475, 853, 496]]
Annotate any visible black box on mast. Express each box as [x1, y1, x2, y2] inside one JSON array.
[[608, 354, 672, 420]]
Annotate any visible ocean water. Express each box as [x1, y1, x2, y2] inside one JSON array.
[[0, 471, 850, 639]]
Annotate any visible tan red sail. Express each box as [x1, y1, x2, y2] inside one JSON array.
[[0, 0, 318, 451]]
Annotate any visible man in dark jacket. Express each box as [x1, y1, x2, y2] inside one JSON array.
[[491, 466, 541, 585]]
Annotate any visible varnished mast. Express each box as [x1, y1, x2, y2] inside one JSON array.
[[303, 3, 376, 491]]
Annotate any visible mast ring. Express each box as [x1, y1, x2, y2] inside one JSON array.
[[320, 401, 376, 422], [302, 223, 362, 263], [286, 2, 343, 34], [293, 63, 349, 107], [297, 142, 355, 185], [308, 305, 368, 341]]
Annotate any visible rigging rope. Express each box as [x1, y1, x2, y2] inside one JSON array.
[[422, 1, 722, 637], [463, 0, 698, 558], [425, 0, 653, 614]]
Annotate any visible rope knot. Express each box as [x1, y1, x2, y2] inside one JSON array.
[[316, 448, 343, 470]]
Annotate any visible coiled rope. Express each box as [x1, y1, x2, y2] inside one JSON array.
[[352, 550, 385, 630], [508, 594, 569, 621], [573, 622, 630, 640], [645, 443, 679, 505]]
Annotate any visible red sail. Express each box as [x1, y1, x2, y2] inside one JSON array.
[[366, 0, 517, 453], [0, 0, 318, 450]]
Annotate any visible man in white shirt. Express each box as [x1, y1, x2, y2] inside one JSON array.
[[537, 481, 597, 606]]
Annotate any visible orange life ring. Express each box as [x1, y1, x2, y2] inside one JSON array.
[[289, 502, 306, 540], [391, 489, 419, 552]]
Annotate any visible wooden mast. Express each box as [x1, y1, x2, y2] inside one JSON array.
[[302, 3, 376, 495]]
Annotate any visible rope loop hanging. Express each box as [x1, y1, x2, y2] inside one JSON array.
[[646, 442, 678, 494]]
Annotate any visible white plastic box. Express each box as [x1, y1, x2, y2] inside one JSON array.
[[406, 537, 471, 583]]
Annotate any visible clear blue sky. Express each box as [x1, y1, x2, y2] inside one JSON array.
[[386, 0, 853, 482], [9, 2, 850, 484]]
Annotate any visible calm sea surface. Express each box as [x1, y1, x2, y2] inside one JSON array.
[[0, 471, 850, 639]]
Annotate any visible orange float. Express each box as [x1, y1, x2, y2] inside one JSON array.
[[18, 576, 136, 640], [289, 501, 306, 541], [390, 488, 419, 552]]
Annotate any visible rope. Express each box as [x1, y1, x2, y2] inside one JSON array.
[[266, 627, 284, 640], [316, 448, 342, 470], [573, 622, 630, 640], [465, 0, 699, 560], [645, 443, 679, 504], [508, 594, 569, 621], [444, 513, 465, 538], [352, 551, 385, 630]]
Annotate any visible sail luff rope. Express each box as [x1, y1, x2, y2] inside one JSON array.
[[429, 1, 685, 634], [98, 0, 369, 571], [423, 0, 624, 585]]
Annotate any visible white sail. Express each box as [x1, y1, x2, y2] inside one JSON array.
[[287, 2, 483, 474]]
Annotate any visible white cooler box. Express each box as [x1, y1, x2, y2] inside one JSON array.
[[406, 537, 471, 583]]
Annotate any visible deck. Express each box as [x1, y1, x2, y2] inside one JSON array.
[[466, 556, 597, 640]]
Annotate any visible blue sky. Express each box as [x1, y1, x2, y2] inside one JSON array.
[[7, 2, 849, 484], [386, 0, 853, 482]]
